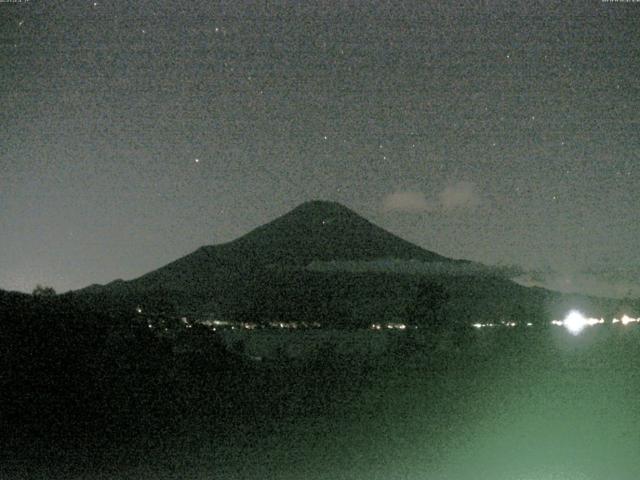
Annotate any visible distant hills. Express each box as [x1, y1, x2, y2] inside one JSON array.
[[75, 201, 624, 326]]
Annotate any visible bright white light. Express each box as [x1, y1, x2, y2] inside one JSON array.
[[563, 310, 588, 335], [621, 315, 638, 326], [610, 316, 639, 325], [551, 311, 608, 334]]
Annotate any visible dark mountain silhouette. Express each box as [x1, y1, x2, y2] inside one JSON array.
[[74, 201, 620, 326], [80, 201, 464, 293], [132, 200, 465, 289], [224, 200, 457, 264]]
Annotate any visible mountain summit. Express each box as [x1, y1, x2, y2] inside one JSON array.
[[122, 200, 461, 290], [222, 200, 454, 266]]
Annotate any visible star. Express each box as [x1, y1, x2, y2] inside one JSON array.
[[194, 158, 200, 163]]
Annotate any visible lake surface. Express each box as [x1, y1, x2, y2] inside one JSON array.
[[211, 326, 640, 480], [10, 325, 640, 480]]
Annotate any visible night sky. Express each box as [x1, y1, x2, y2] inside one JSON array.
[[2, 1, 639, 294]]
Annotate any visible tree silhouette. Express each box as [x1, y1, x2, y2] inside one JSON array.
[[32, 284, 56, 297], [408, 280, 450, 331]]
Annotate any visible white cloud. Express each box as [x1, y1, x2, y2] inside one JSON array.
[[438, 181, 481, 211], [382, 181, 482, 214], [381, 191, 433, 213]]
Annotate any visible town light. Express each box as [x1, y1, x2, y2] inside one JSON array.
[[563, 310, 588, 335]]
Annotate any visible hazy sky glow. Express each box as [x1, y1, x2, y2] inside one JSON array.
[[1, 0, 639, 292]]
